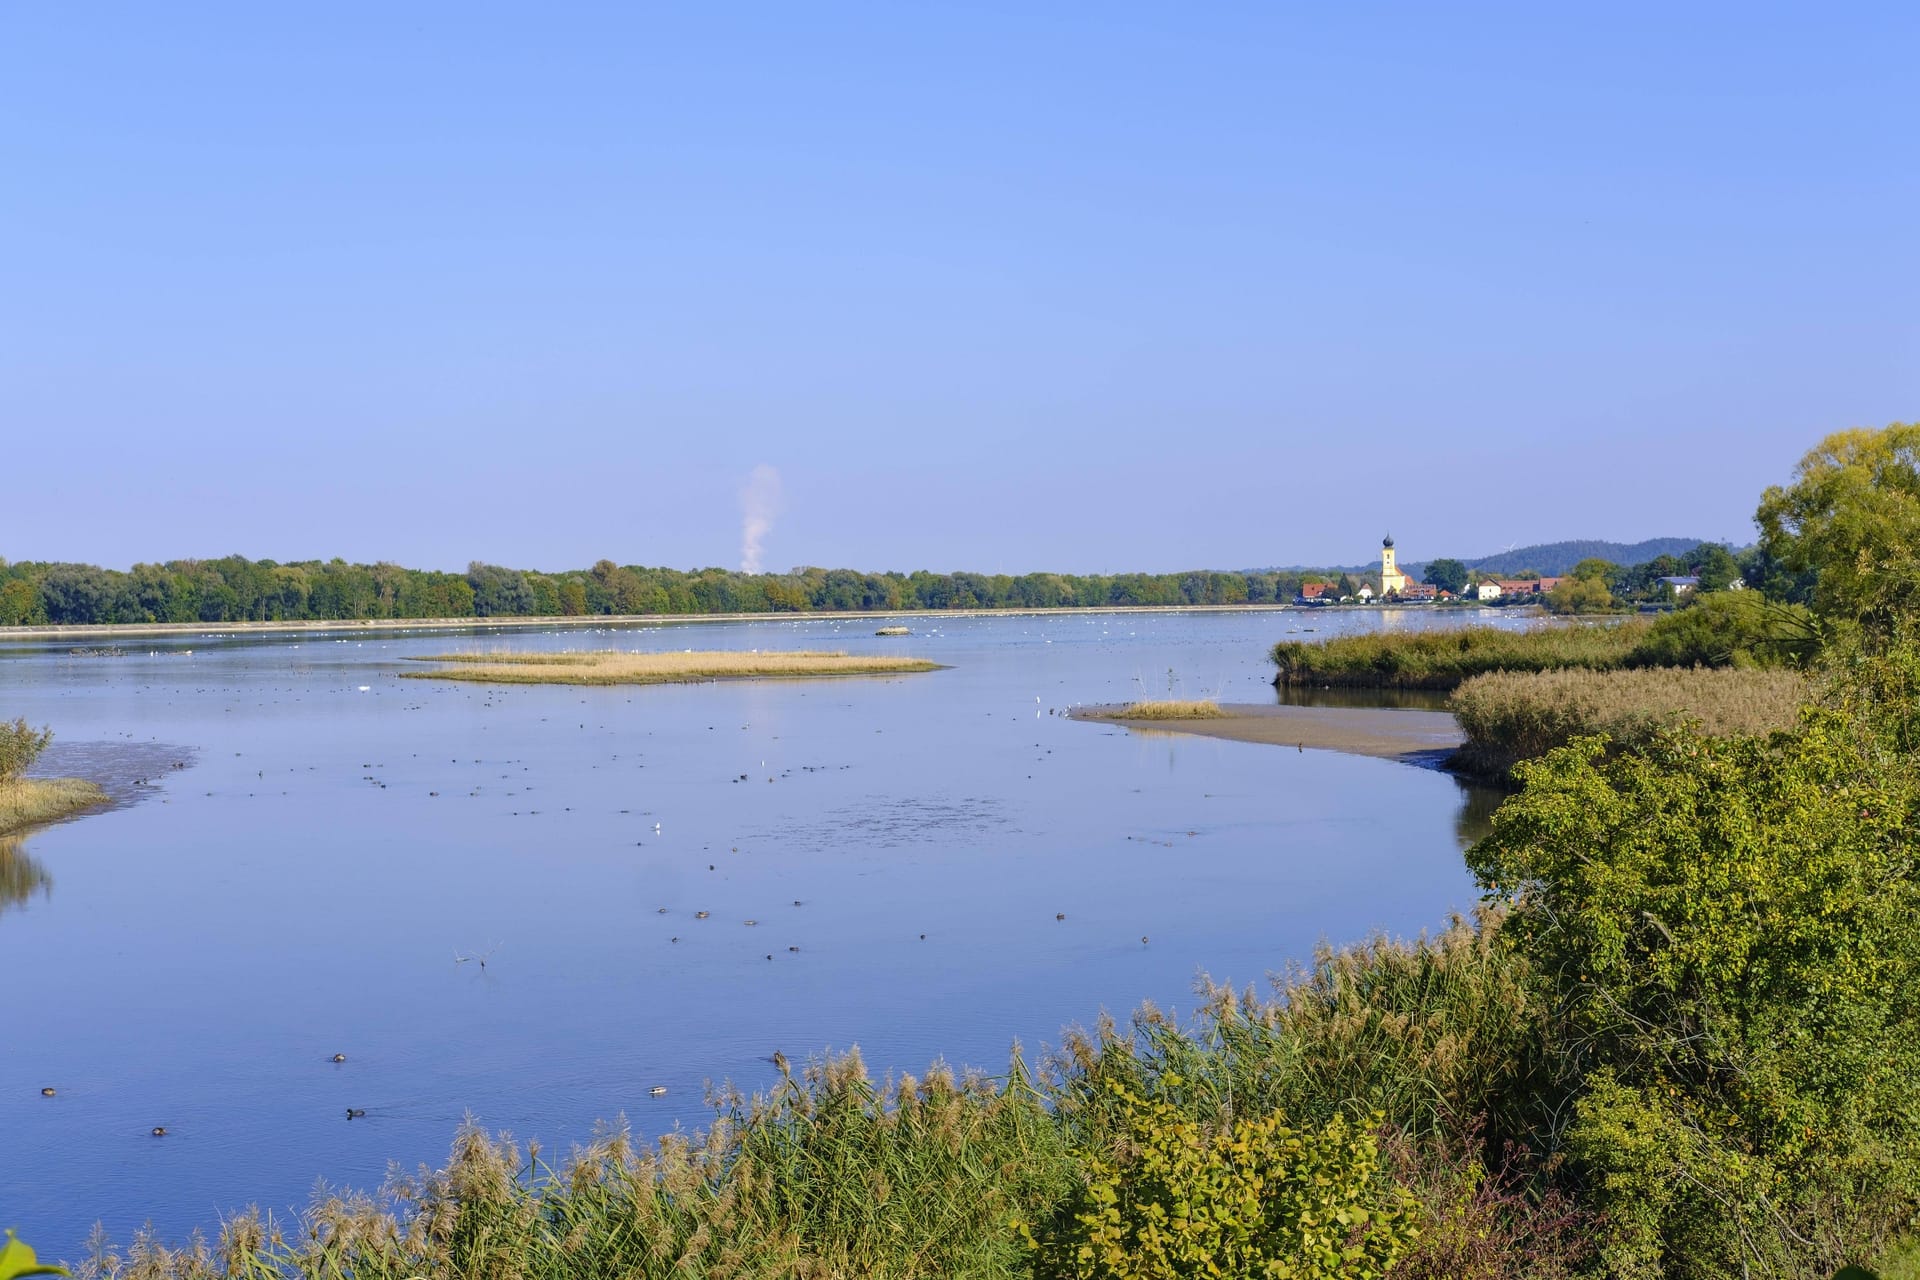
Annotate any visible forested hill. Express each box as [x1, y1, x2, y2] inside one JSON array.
[[1424, 538, 1708, 578]]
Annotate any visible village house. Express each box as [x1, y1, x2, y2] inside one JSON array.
[[1297, 582, 1335, 604]]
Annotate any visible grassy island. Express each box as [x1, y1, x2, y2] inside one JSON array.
[[401, 649, 943, 686], [1101, 698, 1228, 720]]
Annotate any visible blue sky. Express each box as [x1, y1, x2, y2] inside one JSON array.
[[3, 3, 1914, 573]]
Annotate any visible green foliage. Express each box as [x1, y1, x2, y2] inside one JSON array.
[[1031, 1083, 1416, 1279], [1625, 590, 1820, 668], [1423, 558, 1469, 594], [1756, 422, 1920, 633], [0, 555, 1342, 625], [1468, 718, 1920, 1276], [1, 1231, 69, 1280], [1569, 557, 1618, 582], [1271, 622, 1648, 689], [0, 719, 53, 783], [1543, 575, 1613, 614]]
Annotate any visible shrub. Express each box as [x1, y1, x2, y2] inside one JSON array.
[[0, 719, 53, 782], [1468, 718, 1920, 1276], [1029, 1081, 1417, 1279], [1624, 590, 1820, 668], [1448, 666, 1809, 779]]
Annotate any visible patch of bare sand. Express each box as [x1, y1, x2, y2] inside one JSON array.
[[1078, 702, 1464, 768]]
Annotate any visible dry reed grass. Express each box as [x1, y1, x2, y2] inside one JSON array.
[[0, 777, 107, 836], [1449, 665, 1810, 779], [1109, 699, 1227, 720], [401, 649, 942, 687]]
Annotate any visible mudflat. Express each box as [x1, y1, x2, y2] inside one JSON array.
[[1080, 702, 1464, 768]]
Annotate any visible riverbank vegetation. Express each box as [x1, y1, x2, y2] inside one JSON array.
[[1106, 699, 1227, 720], [1273, 591, 1817, 690], [1271, 621, 1649, 689], [1448, 666, 1809, 780], [400, 649, 942, 686], [0, 719, 104, 837]]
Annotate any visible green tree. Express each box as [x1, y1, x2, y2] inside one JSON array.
[[1693, 542, 1742, 592], [1569, 557, 1618, 583], [1544, 575, 1612, 614], [1423, 558, 1469, 594], [1756, 422, 1920, 635]]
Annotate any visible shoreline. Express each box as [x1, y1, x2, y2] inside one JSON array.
[[1075, 701, 1467, 770], [0, 602, 1530, 644]]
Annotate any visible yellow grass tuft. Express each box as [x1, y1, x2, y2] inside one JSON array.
[[1111, 699, 1228, 720], [0, 777, 108, 836], [401, 649, 943, 687]]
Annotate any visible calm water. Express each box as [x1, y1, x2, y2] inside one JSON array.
[[0, 607, 1516, 1257]]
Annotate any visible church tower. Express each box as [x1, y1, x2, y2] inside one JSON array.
[[1380, 534, 1408, 597]]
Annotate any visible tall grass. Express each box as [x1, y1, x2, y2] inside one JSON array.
[[401, 650, 943, 686], [0, 777, 107, 836], [1270, 623, 1647, 689], [73, 916, 1587, 1280], [1106, 699, 1226, 720], [1448, 666, 1810, 780]]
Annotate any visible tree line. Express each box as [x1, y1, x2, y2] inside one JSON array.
[[0, 556, 1341, 627]]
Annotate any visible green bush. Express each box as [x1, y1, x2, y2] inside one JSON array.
[[1029, 1081, 1416, 1279], [0, 719, 52, 783], [1468, 717, 1920, 1277], [1624, 590, 1820, 668]]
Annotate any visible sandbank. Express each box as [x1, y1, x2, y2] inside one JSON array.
[[1077, 701, 1465, 768]]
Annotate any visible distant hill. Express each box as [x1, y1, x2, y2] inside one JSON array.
[[1404, 538, 1707, 579]]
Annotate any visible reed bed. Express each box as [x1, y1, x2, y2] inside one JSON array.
[[1448, 665, 1810, 779], [71, 913, 1587, 1280], [1107, 699, 1226, 720], [401, 649, 943, 686], [0, 777, 106, 836], [1270, 622, 1648, 690]]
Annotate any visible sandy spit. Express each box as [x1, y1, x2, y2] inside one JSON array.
[[1076, 702, 1465, 768]]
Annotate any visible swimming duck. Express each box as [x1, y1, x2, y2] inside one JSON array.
[[40, 1087, 56, 1097], [346, 1108, 366, 1119], [649, 1085, 667, 1097], [331, 1053, 347, 1063], [151, 1126, 168, 1137]]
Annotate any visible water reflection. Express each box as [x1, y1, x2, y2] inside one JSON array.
[[0, 834, 51, 916], [1271, 684, 1452, 712], [1451, 779, 1511, 849]]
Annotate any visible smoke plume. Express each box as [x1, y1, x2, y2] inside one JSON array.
[[739, 464, 784, 573]]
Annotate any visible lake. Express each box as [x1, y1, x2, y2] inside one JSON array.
[[0, 606, 1518, 1257]]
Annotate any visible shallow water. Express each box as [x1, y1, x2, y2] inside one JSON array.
[[0, 607, 1518, 1256]]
